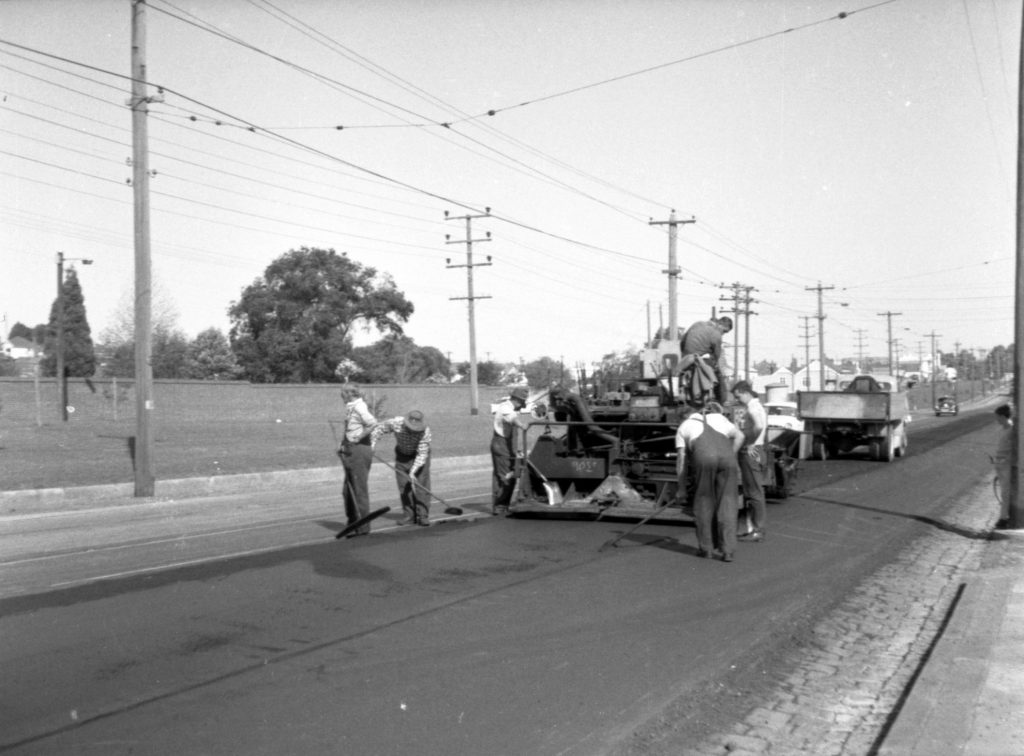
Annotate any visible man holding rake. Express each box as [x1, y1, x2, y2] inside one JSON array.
[[371, 410, 433, 526]]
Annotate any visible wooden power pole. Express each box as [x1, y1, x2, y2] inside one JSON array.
[[446, 208, 492, 416], [130, 0, 160, 496], [649, 210, 694, 342]]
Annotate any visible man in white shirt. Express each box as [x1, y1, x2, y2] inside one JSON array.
[[491, 386, 530, 516], [732, 380, 767, 541], [676, 402, 745, 561]]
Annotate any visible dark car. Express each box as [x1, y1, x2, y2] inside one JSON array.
[[934, 396, 959, 416]]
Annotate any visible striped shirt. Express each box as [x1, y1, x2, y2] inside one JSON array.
[[371, 417, 431, 472]]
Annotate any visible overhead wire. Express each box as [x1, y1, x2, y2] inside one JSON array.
[[241, 0, 673, 214], [2, 2, 1007, 352], [149, 0, 657, 225], [454, 1, 901, 122]]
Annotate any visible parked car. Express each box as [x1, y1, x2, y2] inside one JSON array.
[[765, 401, 803, 431], [934, 396, 959, 416]]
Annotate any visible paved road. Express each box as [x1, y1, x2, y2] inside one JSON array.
[[0, 407, 998, 755]]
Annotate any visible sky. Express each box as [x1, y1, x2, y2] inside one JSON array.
[[1, 0, 1020, 375]]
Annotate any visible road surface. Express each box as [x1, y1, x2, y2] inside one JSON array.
[[0, 408, 996, 755]]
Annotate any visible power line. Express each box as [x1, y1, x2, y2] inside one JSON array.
[[470, 2, 898, 120]]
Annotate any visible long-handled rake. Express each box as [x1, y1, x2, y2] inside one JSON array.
[[598, 500, 675, 552], [372, 451, 464, 515]]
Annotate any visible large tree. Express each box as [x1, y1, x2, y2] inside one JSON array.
[[40, 268, 96, 378], [453, 360, 503, 385], [185, 328, 243, 380], [229, 247, 413, 383], [100, 324, 193, 379], [8, 321, 41, 342], [351, 335, 447, 383], [97, 280, 187, 378], [523, 356, 572, 390]]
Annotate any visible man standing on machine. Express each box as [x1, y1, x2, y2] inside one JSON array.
[[680, 316, 733, 404]]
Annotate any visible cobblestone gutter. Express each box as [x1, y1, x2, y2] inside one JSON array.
[[675, 480, 993, 756]]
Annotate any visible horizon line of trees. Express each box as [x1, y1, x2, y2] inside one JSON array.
[[3, 247, 1013, 388], [3, 247, 578, 388]]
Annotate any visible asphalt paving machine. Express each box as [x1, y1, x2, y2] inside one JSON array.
[[507, 339, 799, 520]]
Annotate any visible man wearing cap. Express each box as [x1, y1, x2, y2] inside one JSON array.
[[731, 380, 767, 541], [491, 386, 530, 516], [371, 410, 433, 526]]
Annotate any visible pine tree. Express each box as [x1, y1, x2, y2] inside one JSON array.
[[41, 268, 96, 378]]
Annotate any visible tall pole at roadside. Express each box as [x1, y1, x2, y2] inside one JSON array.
[[55, 252, 65, 421], [807, 282, 834, 389], [1011, 11, 1024, 529], [878, 311, 902, 376], [446, 208, 492, 416], [927, 330, 941, 409], [131, 0, 157, 496], [649, 210, 694, 342]]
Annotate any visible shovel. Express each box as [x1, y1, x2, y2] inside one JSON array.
[[372, 451, 464, 516], [523, 458, 564, 506]]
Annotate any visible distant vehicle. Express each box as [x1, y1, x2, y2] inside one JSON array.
[[798, 374, 910, 462], [934, 396, 959, 416], [765, 401, 803, 432]]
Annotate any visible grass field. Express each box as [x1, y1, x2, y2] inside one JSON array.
[[0, 376, 996, 492], [0, 379, 508, 491]]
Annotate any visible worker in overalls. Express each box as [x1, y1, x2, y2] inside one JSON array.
[[675, 402, 745, 561]]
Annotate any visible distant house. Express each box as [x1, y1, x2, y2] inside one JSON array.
[[793, 360, 842, 391], [752, 367, 794, 392], [4, 337, 42, 377], [6, 336, 41, 359]]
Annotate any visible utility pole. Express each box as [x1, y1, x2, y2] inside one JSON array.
[[926, 330, 941, 409], [853, 329, 868, 372], [719, 282, 753, 383], [446, 207, 492, 415], [56, 252, 64, 422], [954, 340, 962, 405], [649, 210, 694, 341], [806, 282, 834, 389], [878, 311, 902, 376], [130, 0, 161, 497], [799, 316, 815, 389], [741, 286, 757, 381], [1011, 14, 1024, 529], [54, 252, 93, 422]]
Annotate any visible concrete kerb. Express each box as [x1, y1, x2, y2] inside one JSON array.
[[0, 454, 492, 516]]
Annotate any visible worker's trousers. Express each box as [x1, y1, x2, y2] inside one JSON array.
[[394, 450, 431, 523], [340, 440, 373, 532], [738, 445, 767, 531], [491, 433, 517, 510]]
